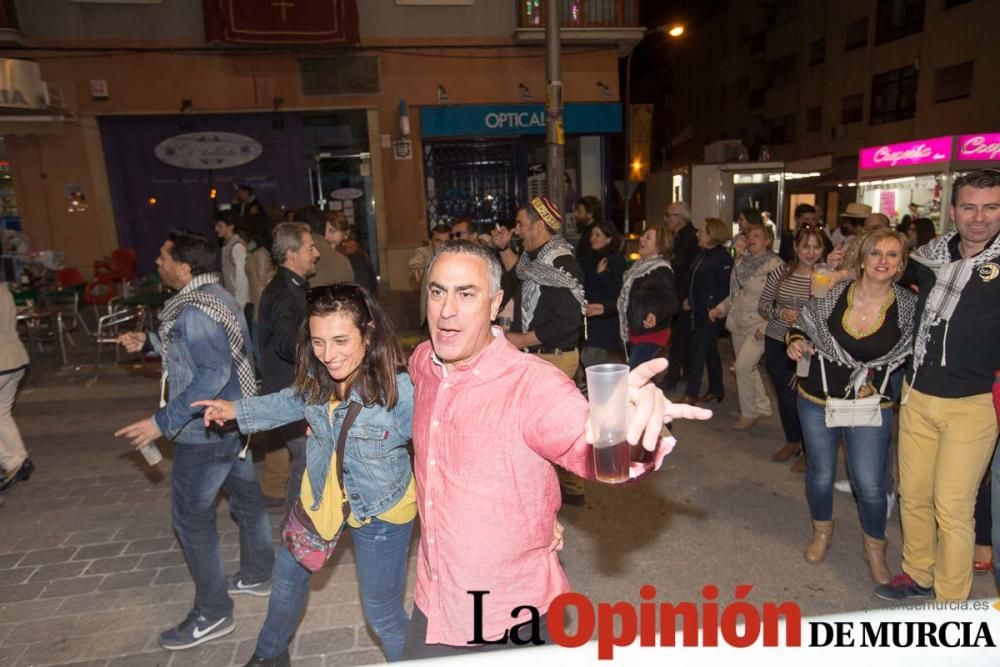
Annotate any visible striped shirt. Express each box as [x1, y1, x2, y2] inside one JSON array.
[[758, 265, 812, 341]]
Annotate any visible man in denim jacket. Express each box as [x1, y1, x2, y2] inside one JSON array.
[[116, 230, 274, 651]]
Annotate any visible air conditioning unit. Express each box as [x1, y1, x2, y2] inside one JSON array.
[[43, 83, 66, 110], [704, 140, 749, 164]]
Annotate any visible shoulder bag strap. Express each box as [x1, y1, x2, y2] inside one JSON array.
[[336, 401, 363, 508]]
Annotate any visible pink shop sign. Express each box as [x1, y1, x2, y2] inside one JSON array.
[[859, 137, 953, 171], [958, 133, 1000, 161]]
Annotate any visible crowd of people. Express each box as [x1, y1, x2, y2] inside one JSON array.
[[2, 171, 998, 663], [107, 197, 709, 664]]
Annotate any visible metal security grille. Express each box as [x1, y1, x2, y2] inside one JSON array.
[[423, 141, 521, 232]]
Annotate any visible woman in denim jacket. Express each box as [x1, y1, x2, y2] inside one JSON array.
[[196, 284, 414, 665]]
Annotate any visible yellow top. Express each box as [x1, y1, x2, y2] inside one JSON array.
[[300, 400, 417, 540]]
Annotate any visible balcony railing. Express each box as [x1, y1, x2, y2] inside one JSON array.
[[517, 0, 640, 29]]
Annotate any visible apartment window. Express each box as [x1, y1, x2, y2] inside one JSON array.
[[750, 89, 765, 109], [809, 37, 826, 66], [737, 75, 749, 97], [842, 93, 864, 124], [766, 114, 796, 145], [806, 106, 823, 133], [933, 61, 974, 103], [750, 32, 766, 54], [769, 0, 799, 28], [870, 66, 918, 125], [768, 53, 799, 88], [845, 17, 869, 51], [0, 0, 18, 29], [875, 0, 925, 45]]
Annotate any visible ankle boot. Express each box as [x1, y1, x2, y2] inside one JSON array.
[[804, 520, 834, 563], [862, 534, 891, 585], [771, 442, 801, 462]]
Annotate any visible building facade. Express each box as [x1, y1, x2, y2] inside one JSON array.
[[651, 0, 1000, 230], [0, 0, 640, 327]]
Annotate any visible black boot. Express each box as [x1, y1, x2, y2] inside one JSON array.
[[244, 653, 290, 667], [0, 458, 33, 494]]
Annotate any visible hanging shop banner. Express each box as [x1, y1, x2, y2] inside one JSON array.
[[154, 132, 263, 170], [202, 0, 359, 44], [0, 59, 48, 110], [858, 136, 952, 171], [420, 103, 621, 138], [629, 104, 653, 183], [957, 133, 1000, 161]]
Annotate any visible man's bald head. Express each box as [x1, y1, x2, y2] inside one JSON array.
[[863, 213, 891, 231]]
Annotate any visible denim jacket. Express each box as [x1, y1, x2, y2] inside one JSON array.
[[148, 283, 253, 445], [235, 372, 414, 520]]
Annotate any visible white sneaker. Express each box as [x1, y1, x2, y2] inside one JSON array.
[[834, 479, 852, 494], [886, 492, 896, 520]]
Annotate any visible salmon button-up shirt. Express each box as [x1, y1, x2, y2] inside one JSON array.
[[408, 329, 592, 646]]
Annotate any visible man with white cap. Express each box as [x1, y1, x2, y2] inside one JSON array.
[[834, 202, 872, 248]]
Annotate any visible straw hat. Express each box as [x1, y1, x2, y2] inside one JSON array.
[[840, 202, 873, 219]]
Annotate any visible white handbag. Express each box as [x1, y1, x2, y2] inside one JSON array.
[[819, 355, 890, 428]]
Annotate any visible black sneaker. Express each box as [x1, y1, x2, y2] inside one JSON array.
[[873, 573, 934, 601], [228, 573, 271, 597], [245, 652, 291, 667], [159, 611, 235, 650]]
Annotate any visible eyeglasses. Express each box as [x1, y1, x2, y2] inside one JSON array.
[[307, 284, 371, 319]]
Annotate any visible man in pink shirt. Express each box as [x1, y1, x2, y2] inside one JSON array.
[[403, 240, 712, 658]]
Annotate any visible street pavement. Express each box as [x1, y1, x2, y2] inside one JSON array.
[[0, 340, 996, 666]]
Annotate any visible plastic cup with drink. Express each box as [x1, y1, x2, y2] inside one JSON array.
[[586, 364, 632, 484], [812, 262, 833, 299]]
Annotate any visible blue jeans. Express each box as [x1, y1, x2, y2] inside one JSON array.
[[797, 397, 892, 539], [172, 438, 274, 620], [256, 518, 413, 662], [686, 320, 723, 398], [628, 342, 661, 370]]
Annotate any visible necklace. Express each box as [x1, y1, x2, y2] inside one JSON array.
[[843, 283, 895, 338]]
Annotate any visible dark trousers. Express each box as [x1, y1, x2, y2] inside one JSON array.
[[403, 605, 552, 660], [666, 310, 691, 382], [763, 336, 802, 444], [685, 319, 723, 399], [282, 434, 307, 522], [975, 462, 992, 547]]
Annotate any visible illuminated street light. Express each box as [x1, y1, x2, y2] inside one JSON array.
[[668, 25, 685, 37]]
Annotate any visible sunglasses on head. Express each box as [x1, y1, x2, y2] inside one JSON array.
[[307, 284, 371, 319]]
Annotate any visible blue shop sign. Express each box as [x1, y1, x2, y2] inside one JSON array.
[[420, 103, 621, 138]]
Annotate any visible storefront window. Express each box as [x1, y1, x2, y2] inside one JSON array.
[[858, 174, 943, 231]]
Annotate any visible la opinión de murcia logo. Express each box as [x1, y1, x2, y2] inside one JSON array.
[[961, 135, 1000, 160], [467, 588, 999, 659]]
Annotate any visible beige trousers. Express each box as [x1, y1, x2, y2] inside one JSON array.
[[0, 369, 27, 476], [730, 326, 771, 419], [898, 385, 997, 600], [538, 349, 585, 497]]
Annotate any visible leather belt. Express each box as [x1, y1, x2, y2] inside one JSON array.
[[523, 346, 577, 355]]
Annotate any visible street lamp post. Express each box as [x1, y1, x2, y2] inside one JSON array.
[[623, 23, 684, 236]]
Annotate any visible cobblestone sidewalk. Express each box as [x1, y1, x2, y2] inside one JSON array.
[[0, 360, 408, 666]]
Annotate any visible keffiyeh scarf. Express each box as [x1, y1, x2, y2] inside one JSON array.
[[909, 231, 1000, 371], [796, 280, 916, 397], [516, 237, 587, 335], [617, 256, 672, 345], [158, 272, 257, 402]]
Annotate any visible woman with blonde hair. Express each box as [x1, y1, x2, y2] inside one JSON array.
[[786, 228, 915, 584], [709, 223, 782, 429]]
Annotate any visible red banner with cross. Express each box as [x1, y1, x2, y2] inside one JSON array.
[[203, 0, 359, 45]]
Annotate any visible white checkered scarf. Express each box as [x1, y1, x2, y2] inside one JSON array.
[[515, 237, 587, 334], [158, 272, 257, 400], [797, 279, 916, 396], [617, 256, 672, 346], [910, 231, 1000, 370]]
